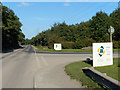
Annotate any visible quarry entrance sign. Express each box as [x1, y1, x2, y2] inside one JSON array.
[[93, 43, 113, 67]]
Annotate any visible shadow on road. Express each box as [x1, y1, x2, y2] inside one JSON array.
[[1, 46, 25, 53]]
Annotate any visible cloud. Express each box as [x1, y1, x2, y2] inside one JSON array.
[[64, 3, 70, 6], [21, 2, 30, 7], [17, 2, 30, 7]]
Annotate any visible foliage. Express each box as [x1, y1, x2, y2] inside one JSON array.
[[2, 5, 25, 50], [113, 41, 120, 48], [2, 4, 120, 50], [62, 41, 74, 49], [110, 8, 120, 41], [90, 11, 110, 42], [28, 9, 120, 49]]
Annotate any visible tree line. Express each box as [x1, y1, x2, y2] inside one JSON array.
[[25, 8, 120, 49], [1, 4, 25, 51], [2, 4, 119, 51]]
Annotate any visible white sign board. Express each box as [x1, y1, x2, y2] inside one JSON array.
[[93, 43, 113, 67], [108, 26, 114, 33], [54, 44, 62, 50]]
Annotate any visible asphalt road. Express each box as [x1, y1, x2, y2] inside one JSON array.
[[2, 45, 37, 88], [2, 45, 93, 88], [2, 45, 119, 88]]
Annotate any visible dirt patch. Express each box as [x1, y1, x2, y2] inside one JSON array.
[[82, 46, 92, 50]]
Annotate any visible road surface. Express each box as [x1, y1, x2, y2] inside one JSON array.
[[2, 45, 91, 88], [2, 45, 118, 88], [2, 45, 36, 88]]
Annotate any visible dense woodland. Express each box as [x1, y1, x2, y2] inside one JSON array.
[[1, 5, 25, 50], [24, 8, 120, 49], [1, 4, 120, 50]]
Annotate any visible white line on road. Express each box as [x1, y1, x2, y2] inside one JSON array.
[[33, 76, 37, 88], [32, 46, 49, 88], [33, 46, 40, 88], [33, 47, 41, 69]]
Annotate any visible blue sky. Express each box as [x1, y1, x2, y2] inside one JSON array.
[[2, 2, 118, 39]]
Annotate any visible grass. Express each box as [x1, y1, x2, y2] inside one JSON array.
[[35, 46, 119, 53], [37, 48, 92, 52], [65, 58, 120, 88], [65, 61, 102, 88], [114, 49, 120, 52], [35, 45, 92, 52], [95, 58, 120, 82]]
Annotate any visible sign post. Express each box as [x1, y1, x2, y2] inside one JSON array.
[[108, 26, 114, 42]]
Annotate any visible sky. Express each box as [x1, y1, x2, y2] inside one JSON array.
[[2, 2, 118, 39]]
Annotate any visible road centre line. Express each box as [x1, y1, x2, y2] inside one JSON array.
[[33, 47, 41, 69]]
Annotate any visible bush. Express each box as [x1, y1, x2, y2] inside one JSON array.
[[74, 41, 86, 49], [83, 38, 96, 46], [74, 38, 95, 49], [48, 44, 53, 49], [113, 41, 120, 48], [62, 41, 74, 49]]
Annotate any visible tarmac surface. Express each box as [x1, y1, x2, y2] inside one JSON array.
[[1, 45, 119, 88]]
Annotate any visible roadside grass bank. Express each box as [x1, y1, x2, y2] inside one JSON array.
[[35, 46, 119, 53], [65, 58, 120, 88], [95, 58, 120, 82], [36, 48, 92, 52]]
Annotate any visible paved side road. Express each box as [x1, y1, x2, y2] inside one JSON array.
[[34, 54, 91, 88]]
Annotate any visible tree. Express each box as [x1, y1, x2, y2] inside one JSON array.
[[30, 9, 119, 49], [90, 11, 110, 42], [110, 8, 120, 41], [2, 5, 24, 50]]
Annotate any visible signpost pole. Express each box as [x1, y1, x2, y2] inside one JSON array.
[[110, 32, 112, 42]]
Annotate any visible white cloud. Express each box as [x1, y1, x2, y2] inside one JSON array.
[[21, 2, 30, 7], [17, 2, 30, 7], [64, 3, 70, 6]]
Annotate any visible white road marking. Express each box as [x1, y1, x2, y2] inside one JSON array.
[[32, 45, 49, 88], [33, 46, 40, 88], [33, 47, 41, 69], [33, 76, 37, 88]]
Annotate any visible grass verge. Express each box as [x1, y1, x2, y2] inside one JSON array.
[[35, 46, 119, 53], [65, 58, 120, 88], [37, 48, 92, 52], [95, 58, 120, 82]]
